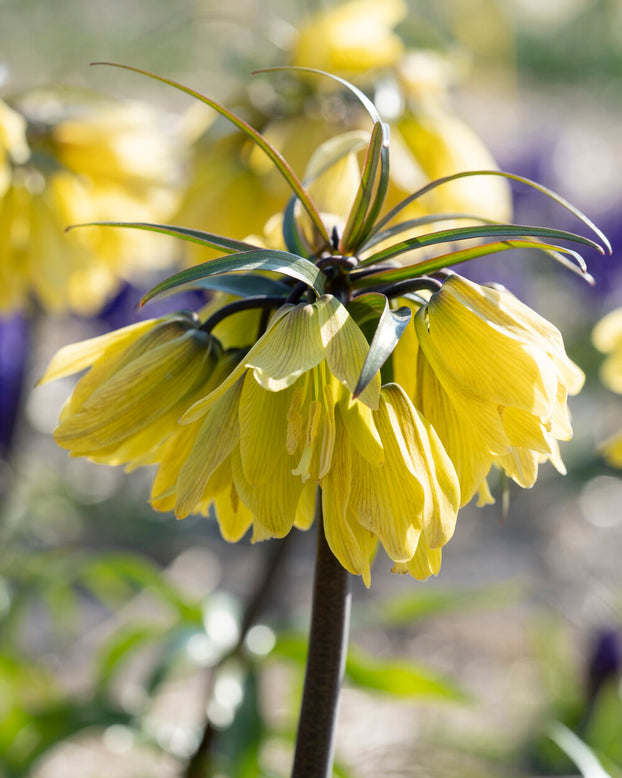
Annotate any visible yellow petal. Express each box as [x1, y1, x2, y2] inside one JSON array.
[[321, 421, 377, 585], [248, 303, 325, 391], [231, 447, 303, 537], [316, 295, 380, 409], [239, 373, 294, 486], [38, 317, 163, 385], [294, 481, 318, 530], [175, 379, 243, 518], [380, 384, 459, 548]]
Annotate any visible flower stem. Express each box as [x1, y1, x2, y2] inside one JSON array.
[[291, 492, 351, 778]]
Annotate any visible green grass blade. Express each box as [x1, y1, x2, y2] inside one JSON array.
[[371, 169, 611, 253], [66, 221, 259, 254], [353, 298, 411, 398], [141, 249, 325, 305], [91, 62, 330, 247], [359, 224, 604, 267]]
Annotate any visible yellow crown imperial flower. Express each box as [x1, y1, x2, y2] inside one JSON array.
[[412, 274, 585, 504], [38, 312, 221, 468], [138, 295, 459, 586]]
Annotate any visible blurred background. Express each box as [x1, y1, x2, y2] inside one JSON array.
[[1, 0, 621, 776]]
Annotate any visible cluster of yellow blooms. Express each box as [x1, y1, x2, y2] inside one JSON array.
[[38, 103, 591, 585], [7, 0, 605, 586], [593, 310, 622, 466], [0, 93, 176, 315]]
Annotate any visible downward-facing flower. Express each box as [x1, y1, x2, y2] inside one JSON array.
[[592, 309, 622, 466], [0, 95, 178, 315], [39, 312, 220, 468], [293, 0, 406, 74], [412, 274, 584, 504]]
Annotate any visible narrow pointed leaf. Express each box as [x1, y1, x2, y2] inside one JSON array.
[[282, 195, 312, 258], [141, 249, 325, 305], [358, 224, 604, 267], [91, 62, 330, 246], [340, 121, 384, 252], [548, 722, 612, 778], [353, 298, 411, 398], [356, 142, 390, 247], [361, 212, 498, 251], [347, 292, 387, 328], [188, 273, 291, 296], [352, 240, 594, 289], [66, 221, 259, 254], [372, 169, 611, 253]]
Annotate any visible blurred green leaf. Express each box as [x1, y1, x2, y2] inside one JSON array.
[[362, 582, 520, 628], [95, 624, 169, 693], [346, 646, 467, 701]]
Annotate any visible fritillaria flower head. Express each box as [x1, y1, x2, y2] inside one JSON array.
[[41, 64, 610, 585]]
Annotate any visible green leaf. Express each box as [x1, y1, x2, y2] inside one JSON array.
[[346, 646, 467, 701], [186, 273, 291, 297], [355, 142, 390, 248], [282, 195, 312, 258], [353, 298, 411, 398], [95, 625, 167, 692], [141, 249, 325, 305], [359, 223, 605, 267], [91, 62, 330, 247], [548, 722, 613, 778], [352, 240, 594, 288], [65, 221, 259, 254], [371, 169, 611, 254], [360, 212, 498, 251], [364, 582, 520, 628], [347, 292, 388, 328], [340, 122, 384, 252]]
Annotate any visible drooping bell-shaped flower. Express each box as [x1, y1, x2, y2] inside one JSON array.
[[592, 308, 622, 466], [412, 274, 584, 503], [39, 312, 221, 468]]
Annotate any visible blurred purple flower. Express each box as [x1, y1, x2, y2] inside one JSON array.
[[0, 314, 29, 459]]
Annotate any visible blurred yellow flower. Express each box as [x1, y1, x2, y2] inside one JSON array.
[[0, 99, 29, 196], [592, 308, 622, 466], [293, 0, 407, 74], [0, 96, 179, 315], [412, 274, 584, 504]]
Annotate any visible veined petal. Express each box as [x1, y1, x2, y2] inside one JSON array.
[[495, 447, 539, 488], [349, 409, 425, 563], [321, 419, 377, 586], [211, 459, 254, 542], [415, 310, 511, 456], [415, 351, 493, 506], [248, 303, 325, 391], [401, 536, 442, 581], [380, 384, 459, 548], [338, 393, 384, 466], [424, 290, 558, 416], [316, 295, 380, 409], [38, 317, 164, 385], [294, 481, 318, 530], [239, 373, 294, 486], [175, 379, 243, 518], [501, 406, 552, 454], [232, 446, 303, 537]]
